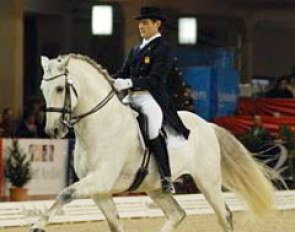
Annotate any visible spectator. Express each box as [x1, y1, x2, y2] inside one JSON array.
[[15, 111, 38, 138], [265, 77, 293, 98], [249, 115, 272, 142], [2, 107, 17, 137], [287, 75, 295, 97], [239, 115, 273, 153], [0, 113, 4, 136], [22, 96, 47, 137], [35, 111, 47, 138], [27, 97, 44, 114]]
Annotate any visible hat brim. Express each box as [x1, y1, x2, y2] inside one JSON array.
[[135, 15, 166, 22]]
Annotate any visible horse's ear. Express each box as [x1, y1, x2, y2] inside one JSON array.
[[57, 55, 70, 70], [41, 56, 49, 69]]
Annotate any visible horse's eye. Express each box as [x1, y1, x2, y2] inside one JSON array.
[[57, 58, 61, 63], [56, 86, 64, 93]]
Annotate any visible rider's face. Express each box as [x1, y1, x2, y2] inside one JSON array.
[[138, 19, 161, 40]]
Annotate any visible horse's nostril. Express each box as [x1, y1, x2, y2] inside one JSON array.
[[54, 128, 59, 135]]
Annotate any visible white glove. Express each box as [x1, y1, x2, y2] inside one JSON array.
[[113, 78, 133, 91]]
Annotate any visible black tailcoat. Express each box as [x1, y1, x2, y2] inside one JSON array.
[[115, 37, 190, 139]]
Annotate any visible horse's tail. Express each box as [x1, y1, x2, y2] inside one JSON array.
[[212, 124, 277, 217]]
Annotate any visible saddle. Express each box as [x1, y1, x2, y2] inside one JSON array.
[[136, 109, 150, 148], [127, 106, 187, 192], [128, 104, 187, 151], [126, 110, 150, 192]]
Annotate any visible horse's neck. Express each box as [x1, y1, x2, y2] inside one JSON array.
[[69, 60, 134, 152], [69, 60, 111, 115]]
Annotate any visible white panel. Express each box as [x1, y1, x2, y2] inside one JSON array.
[[3, 139, 68, 196], [178, 17, 197, 45], [92, 5, 113, 35]]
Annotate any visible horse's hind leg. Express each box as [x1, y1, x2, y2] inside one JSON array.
[[147, 189, 186, 232], [194, 177, 234, 232], [92, 194, 124, 232]]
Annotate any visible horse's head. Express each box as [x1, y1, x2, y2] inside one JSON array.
[[40, 54, 116, 138], [40, 55, 77, 138]]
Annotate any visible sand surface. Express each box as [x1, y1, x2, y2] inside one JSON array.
[[1, 210, 294, 232]]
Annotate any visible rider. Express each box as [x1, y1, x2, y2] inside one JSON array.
[[113, 6, 190, 194]]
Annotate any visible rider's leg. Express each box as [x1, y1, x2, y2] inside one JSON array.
[[149, 134, 175, 194], [133, 93, 175, 194]]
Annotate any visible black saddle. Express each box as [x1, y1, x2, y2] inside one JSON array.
[[124, 107, 149, 192], [127, 107, 166, 192]]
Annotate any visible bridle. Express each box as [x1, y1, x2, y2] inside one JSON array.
[[43, 69, 115, 128]]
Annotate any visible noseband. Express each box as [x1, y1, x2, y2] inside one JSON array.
[[43, 69, 115, 128]]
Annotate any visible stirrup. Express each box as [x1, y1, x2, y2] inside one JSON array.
[[161, 177, 176, 194]]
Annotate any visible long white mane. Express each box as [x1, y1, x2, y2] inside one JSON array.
[[66, 53, 113, 82]]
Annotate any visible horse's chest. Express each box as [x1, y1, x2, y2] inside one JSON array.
[[73, 147, 91, 178]]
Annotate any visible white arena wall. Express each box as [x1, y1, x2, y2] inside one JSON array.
[[0, 191, 294, 227]]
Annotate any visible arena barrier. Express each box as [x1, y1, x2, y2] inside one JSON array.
[[0, 191, 294, 227], [1, 139, 69, 198]]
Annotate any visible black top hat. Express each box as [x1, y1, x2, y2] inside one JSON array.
[[135, 6, 166, 22]]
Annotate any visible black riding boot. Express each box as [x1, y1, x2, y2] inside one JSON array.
[[149, 135, 175, 194]]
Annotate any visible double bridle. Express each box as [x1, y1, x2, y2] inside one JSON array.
[[43, 69, 115, 128]]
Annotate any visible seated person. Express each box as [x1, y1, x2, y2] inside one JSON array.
[[249, 115, 272, 140], [2, 107, 17, 137], [0, 113, 4, 136], [15, 111, 38, 138], [265, 77, 293, 98], [240, 115, 273, 153], [287, 74, 295, 97]]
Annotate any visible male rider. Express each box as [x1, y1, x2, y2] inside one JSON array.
[[113, 6, 190, 194]]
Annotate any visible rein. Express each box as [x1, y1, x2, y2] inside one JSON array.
[[43, 69, 115, 128]]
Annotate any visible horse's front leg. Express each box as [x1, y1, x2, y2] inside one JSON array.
[[92, 194, 124, 232], [30, 173, 103, 232], [30, 187, 76, 232]]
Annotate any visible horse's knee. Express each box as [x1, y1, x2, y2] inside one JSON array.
[[57, 188, 76, 204], [179, 209, 186, 222], [174, 208, 186, 227]]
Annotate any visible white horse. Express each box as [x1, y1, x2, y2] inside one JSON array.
[[31, 54, 276, 232]]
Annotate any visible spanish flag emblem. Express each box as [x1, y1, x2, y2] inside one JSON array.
[[144, 56, 150, 64]]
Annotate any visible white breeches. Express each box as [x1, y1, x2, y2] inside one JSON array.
[[124, 91, 163, 139]]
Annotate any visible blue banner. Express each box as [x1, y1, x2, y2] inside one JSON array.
[[214, 68, 240, 117], [183, 67, 240, 120], [183, 67, 215, 120]]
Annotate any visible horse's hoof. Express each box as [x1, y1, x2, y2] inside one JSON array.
[[30, 228, 46, 232]]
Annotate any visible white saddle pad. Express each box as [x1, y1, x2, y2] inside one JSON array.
[[165, 126, 188, 150]]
